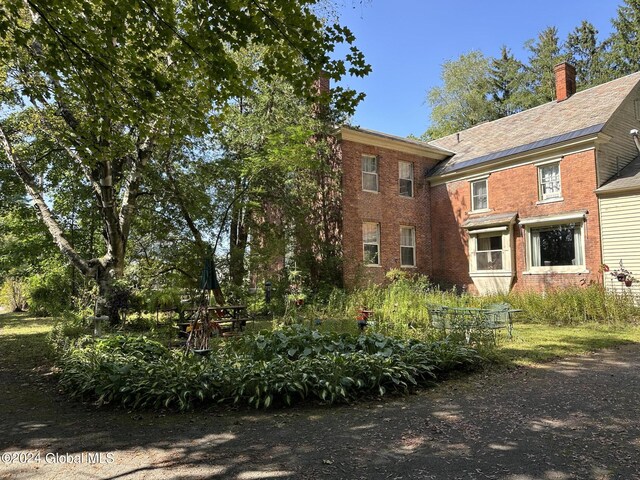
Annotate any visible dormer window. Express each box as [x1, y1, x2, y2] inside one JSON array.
[[471, 179, 488, 211]]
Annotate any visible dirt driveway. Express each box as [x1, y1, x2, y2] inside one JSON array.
[[1, 338, 639, 479]]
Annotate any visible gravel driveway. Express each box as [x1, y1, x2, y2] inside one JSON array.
[[1, 344, 639, 480]]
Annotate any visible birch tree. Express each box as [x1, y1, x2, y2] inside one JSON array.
[[0, 0, 368, 320]]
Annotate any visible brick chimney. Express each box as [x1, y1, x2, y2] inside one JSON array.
[[314, 73, 330, 96], [554, 62, 576, 102]]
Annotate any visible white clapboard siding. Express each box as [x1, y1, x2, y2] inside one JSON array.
[[599, 87, 640, 186], [599, 193, 640, 299]]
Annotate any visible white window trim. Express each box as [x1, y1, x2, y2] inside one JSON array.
[[470, 178, 489, 212], [523, 222, 588, 274], [398, 161, 414, 198], [400, 226, 416, 267], [538, 162, 562, 201], [362, 155, 379, 193], [468, 227, 513, 275], [363, 222, 381, 266]]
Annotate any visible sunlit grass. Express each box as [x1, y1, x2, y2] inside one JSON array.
[[0, 311, 56, 370], [493, 323, 640, 365]]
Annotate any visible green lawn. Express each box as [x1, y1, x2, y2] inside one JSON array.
[[493, 322, 640, 365], [0, 311, 56, 372]]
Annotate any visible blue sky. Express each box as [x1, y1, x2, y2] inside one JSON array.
[[334, 0, 622, 138]]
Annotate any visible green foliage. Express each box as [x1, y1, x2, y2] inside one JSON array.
[[489, 46, 528, 117], [423, 50, 497, 139], [0, 277, 28, 311], [484, 285, 640, 326], [25, 260, 72, 316], [525, 26, 564, 105], [565, 20, 609, 88], [57, 327, 481, 411], [608, 0, 640, 76], [49, 311, 91, 354]]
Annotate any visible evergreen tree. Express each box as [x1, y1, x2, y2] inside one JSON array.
[[489, 46, 528, 117], [565, 20, 609, 88], [608, 0, 640, 76], [525, 27, 565, 105]]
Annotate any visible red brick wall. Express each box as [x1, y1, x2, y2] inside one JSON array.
[[430, 149, 603, 293], [340, 140, 440, 288]]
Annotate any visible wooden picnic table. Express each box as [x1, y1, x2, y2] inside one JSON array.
[[179, 305, 249, 336]]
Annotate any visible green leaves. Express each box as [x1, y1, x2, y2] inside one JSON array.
[[57, 327, 480, 411]]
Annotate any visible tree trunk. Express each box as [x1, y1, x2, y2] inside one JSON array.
[[229, 196, 249, 288]]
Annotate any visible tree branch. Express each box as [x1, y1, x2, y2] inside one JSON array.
[[0, 123, 92, 276]]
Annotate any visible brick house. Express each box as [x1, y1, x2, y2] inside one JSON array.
[[337, 63, 640, 294]]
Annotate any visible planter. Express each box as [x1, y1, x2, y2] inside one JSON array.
[[625, 279, 633, 287], [617, 273, 626, 282]]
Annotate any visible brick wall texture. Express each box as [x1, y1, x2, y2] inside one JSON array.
[[340, 140, 440, 288], [341, 139, 603, 293]]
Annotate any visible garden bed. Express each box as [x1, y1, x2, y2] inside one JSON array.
[[57, 325, 481, 411]]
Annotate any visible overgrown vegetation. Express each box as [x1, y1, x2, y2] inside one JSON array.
[[305, 273, 640, 331]]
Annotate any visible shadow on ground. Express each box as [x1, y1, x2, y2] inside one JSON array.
[[1, 314, 639, 479]]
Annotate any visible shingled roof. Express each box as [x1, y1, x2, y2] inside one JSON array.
[[596, 155, 640, 193], [428, 71, 640, 177]]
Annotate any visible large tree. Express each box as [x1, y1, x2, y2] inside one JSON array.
[[422, 50, 496, 140], [564, 20, 609, 88], [489, 46, 528, 117], [608, 0, 640, 76], [525, 26, 564, 105], [0, 0, 368, 318]]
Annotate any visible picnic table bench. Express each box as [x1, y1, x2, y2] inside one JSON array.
[[178, 305, 250, 338], [427, 303, 519, 343]]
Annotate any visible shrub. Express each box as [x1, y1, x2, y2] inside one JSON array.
[[26, 263, 72, 316], [49, 311, 92, 354]]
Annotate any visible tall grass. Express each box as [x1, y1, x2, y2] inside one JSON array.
[[313, 274, 639, 333], [485, 285, 639, 326]]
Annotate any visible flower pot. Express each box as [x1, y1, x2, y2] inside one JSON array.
[[617, 273, 626, 282], [625, 279, 633, 287]]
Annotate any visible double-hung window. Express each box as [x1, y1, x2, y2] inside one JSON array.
[[471, 179, 488, 211], [400, 226, 416, 267], [475, 234, 503, 270], [362, 155, 378, 192], [538, 163, 561, 200], [399, 161, 413, 197], [363, 222, 380, 265]]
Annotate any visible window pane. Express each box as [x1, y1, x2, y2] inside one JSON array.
[[400, 227, 415, 246], [532, 224, 580, 266], [472, 180, 487, 210], [540, 164, 561, 198], [399, 162, 412, 179], [362, 156, 377, 173], [476, 251, 503, 270], [399, 179, 412, 196], [401, 246, 415, 266], [364, 244, 379, 264], [363, 172, 378, 191], [363, 223, 379, 243]]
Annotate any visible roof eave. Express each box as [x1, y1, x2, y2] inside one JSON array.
[[428, 131, 607, 185], [337, 126, 454, 160]]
